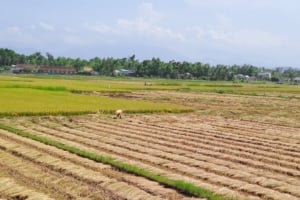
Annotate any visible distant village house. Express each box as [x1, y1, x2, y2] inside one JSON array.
[[38, 66, 76, 74], [293, 77, 300, 84], [114, 69, 135, 76], [12, 64, 37, 73], [12, 64, 76, 75], [257, 72, 272, 80], [83, 66, 93, 73], [235, 74, 250, 81]]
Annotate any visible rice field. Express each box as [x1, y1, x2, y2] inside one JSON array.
[[1, 74, 300, 97], [0, 74, 299, 199], [0, 127, 184, 200], [0, 75, 193, 116], [0, 113, 299, 200]]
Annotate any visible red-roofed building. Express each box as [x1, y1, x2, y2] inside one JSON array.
[[38, 66, 76, 74], [83, 66, 93, 73], [12, 64, 77, 74], [12, 64, 38, 73]]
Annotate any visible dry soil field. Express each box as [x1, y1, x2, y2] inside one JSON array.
[[0, 90, 299, 200]]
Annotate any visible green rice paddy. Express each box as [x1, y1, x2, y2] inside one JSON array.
[[0, 75, 193, 116], [1, 74, 299, 116]]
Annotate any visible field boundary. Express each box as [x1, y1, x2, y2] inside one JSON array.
[[0, 108, 193, 118], [0, 123, 228, 200]]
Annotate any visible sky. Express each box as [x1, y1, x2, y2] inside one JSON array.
[[1, 0, 300, 68]]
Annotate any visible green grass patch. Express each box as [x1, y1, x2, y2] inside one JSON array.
[[1, 84, 67, 91], [203, 84, 243, 87], [156, 83, 182, 86], [0, 123, 227, 200]]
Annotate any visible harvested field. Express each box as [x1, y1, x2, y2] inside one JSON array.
[[104, 91, 300, 127], [0, 80, 299, 200], [1, 110, 299, 200], [0, 128, 198, 200]]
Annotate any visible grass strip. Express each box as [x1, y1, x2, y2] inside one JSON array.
[[0, 123, 227, 200], [0, 84, 67, 91]]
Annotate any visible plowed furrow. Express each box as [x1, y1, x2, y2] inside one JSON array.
[[78, 116, 299, 158], [0, 150, 92, 200], [182, 121, 300, 151], [199, 115, 300, 132], [0, 176, 53, 200], [0, 130, 164, 200], [212, 118, 300, 134], [14, 124, 246, 199], [0, 129, 180, 199], [15, 123, 299, 200], [125, 120, 300, 157], [78, 120, 300, 174], [52, 122, 300, 197], [156, 122, 300, 161], [97, 118, 300, 158], [192, 118, 300, 145], [72, 121, 300, 186], [0, 140, 127, 200], [214, 123, 299, 140]]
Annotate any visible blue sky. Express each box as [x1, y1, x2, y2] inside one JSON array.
[[1, 0, 299, 68]]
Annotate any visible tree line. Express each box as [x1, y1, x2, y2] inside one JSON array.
[[0, 48, 299, 81]]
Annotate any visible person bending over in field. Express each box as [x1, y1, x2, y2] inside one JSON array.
[[115, 109, 123, 119]]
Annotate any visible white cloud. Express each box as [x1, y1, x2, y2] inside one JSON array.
[[184, 0, 273, 7], [5, 26, 22, 34], [38, 22, 55, 31], [63, 35, 86, 45], [82, 2, 187, 44], [63, 34, 117, 46], [30, 24, 36, 30], [0, 26, 39, 45], [208, 28, 288, 48], [138, 2, 162, 22], [192, 25, 289, 49], [184, 0, 241, 6], [117, 18, 186, 42], [215, 13, 233, 28], [188, 13, 289, 49], [85, 23, 116, 34], [63, 27, 73, 33], [116, 2, 187, 42]]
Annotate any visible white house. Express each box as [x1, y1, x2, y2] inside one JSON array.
[[293, 77, 300, 84], [257, 72, 272, 80]]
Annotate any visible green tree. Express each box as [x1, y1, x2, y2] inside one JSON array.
[[46, 52, 55, 65]]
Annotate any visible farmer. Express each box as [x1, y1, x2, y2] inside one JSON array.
[[115, 109, 123, 119]]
